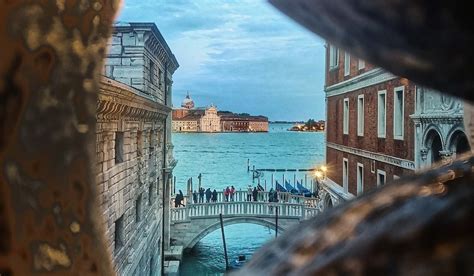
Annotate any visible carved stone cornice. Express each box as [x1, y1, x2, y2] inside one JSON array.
[[97, 77, 170, 121], [410, 114, 463, 125]]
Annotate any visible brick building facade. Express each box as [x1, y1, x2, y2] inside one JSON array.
[[98, 22, 178, 275], [319, 44, 471, 211], [320, 44, 416, 208], [220, 114, 269, 132]]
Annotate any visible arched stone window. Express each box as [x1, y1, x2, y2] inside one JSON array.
[[324, 193, 333, 209], [448, 130, 471, 159], [424, 129, 443, 165]]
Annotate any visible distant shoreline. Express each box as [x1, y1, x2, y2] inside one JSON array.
[[270, 121, 305, 124]]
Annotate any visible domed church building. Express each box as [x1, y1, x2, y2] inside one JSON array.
[[181, 92, 195, 109]]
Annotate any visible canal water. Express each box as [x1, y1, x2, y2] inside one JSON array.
[[172, 123, 325, 275]]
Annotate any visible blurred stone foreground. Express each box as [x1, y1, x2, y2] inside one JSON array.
[[0, 0, 473, 276]]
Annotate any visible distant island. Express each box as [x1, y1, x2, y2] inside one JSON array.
[[270, 121, 305, 124], [289, 119, 325, 132], [172, 93, 269, 133]]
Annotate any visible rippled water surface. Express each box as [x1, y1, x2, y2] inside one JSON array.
[[172, 123, 325, 275]]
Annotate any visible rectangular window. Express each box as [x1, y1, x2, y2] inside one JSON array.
[[357, 95, 364, 136], [114, 215, 124, 252], [370, 160, 376, 173], [358, 59, 365, 70], [158, 68, 163, 87], [157, 176, 160, 196], [148, 184, 153, 206], [343, 98, 349, 135], [357, 163, 364, 195], [343, 158, 349, 193], [394, 86, 405, 140], [329, 44, 339, 69], [149, 60, 156, 84], [377, 170, 386, 187], [115, 132, 124, 164], [344, 52, 350, 76], [136, 194, 142, 223], [149, 130, 155, 150], [377, 90, 387, 138], [137, 131, 143, 156]]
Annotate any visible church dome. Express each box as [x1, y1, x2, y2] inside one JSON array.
[[181, 92, 195, 109]]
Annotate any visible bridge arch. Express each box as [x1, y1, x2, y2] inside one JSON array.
[[186, 217, 285, 249]]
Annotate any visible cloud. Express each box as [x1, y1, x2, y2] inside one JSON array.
[[118, 0, 326, 121]]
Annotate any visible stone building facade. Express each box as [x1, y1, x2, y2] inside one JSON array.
[[200, 105, 221, 132], [411, 88, 470, 169], [220, 114, 269, 132], [320, 44, 416, 209], [98, 22, 179, 275], [249, 119, 270, 132], [172, 115, 200, 132]]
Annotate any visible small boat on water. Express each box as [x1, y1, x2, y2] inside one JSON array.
[[228, 255, 247, 270]]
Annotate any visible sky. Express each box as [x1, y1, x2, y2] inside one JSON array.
[[118, 0, 326, 121]]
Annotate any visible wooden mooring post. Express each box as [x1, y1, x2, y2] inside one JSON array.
[[247, 158, 250, 172], [220, 213, 229, 270], [271, 173, 274, 189], [275, 206, 279, 238]]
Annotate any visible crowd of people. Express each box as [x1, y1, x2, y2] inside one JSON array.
[[173, 184, 315, 207], [192, 187, 219, 203]]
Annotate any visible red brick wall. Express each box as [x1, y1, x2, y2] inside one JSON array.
[[325, 45, 376, 87], [172, 108, 190, 119], [325, 73, 416, 194], [326, 78, 415, 161], [326, 147, 412, 195]]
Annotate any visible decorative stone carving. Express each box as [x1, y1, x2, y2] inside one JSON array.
[[420, 148, 428, 161]]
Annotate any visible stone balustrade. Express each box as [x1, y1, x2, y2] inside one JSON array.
[[171, 201, 319, 222], [177, 190, 318, 207]]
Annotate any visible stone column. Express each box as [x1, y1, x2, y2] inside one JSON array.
[[164, 172, 172, 250]]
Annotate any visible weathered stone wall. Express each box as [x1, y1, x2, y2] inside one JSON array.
[[96, 77, 169, 275], [104, 23, 179, 106]]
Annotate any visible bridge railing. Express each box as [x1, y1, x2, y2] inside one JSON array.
[[176, 190, 318, 207], [171, 201, 319, 222]]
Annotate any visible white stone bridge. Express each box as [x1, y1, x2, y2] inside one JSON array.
[[170, 191, 320, 249]]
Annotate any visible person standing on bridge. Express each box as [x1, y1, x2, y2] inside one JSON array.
[[175, 190, 185, 208], [192, 190, 198, 204], [230, 186, 235, 201], [224, 186, 230, 202], [205, 188, 212, 203], [247, 185, 253, 201], [212, 189, 217, 202], [199, 187, 204, 203], [268, 188, 274, 202], [252, 187, 258, 202]]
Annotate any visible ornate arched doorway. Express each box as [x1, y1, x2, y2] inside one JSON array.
[[448, 130, 471, 159], [425, 129, 443, 165], [324, 193, 333, 209]]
